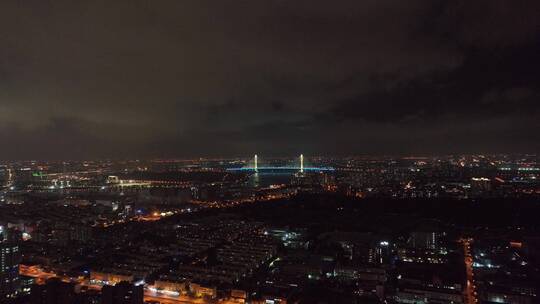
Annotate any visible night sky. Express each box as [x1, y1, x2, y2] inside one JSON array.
[[1, 0, 539, 160]]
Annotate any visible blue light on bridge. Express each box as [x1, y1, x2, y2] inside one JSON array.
[[226, 166, 334, 172], [228, 154, 334, 172]]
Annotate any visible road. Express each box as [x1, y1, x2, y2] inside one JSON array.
[[461, 238, 478, 304], [144, 290, 213, 304], [19, 265, 214, 304], [144, 294, 213, 304]]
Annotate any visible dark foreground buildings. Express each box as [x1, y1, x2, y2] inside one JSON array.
[[0, 225, 23, 300], [102, 282, 143, 304], [29, 279, 141, 304], [0, 242, 21, 300], [1, 156, 539, 303]]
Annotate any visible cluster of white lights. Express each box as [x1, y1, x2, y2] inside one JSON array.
[[147, 287, 180, 297]]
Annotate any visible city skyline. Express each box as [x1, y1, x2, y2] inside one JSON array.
[[1, 155, 540, 303], [1, 2, 540, 304]]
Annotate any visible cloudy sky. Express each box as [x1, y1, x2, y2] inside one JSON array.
[[1, 0, 539, 159]]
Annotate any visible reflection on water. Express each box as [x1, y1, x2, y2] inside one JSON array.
[[248, 172, 293, 188]]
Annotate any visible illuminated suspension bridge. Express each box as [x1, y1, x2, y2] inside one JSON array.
[[226, 154, 334, 172]]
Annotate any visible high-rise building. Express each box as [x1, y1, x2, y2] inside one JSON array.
[[70, 225, 93, 242], [470, 177, 492, 196], [409, 231, 443, 250], [0, 242, 21, 300], [19, 275, 35, 296], [101, 281, 143, 304], [30, 278, 76, 304], [0, 225, 5, 242]]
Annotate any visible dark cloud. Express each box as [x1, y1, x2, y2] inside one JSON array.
[[327, 42, 540, 123], [0, 0, 539, 159]]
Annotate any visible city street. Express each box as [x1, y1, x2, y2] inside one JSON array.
[[19, 265, 213, 304], [461, 238, 478, 304]]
